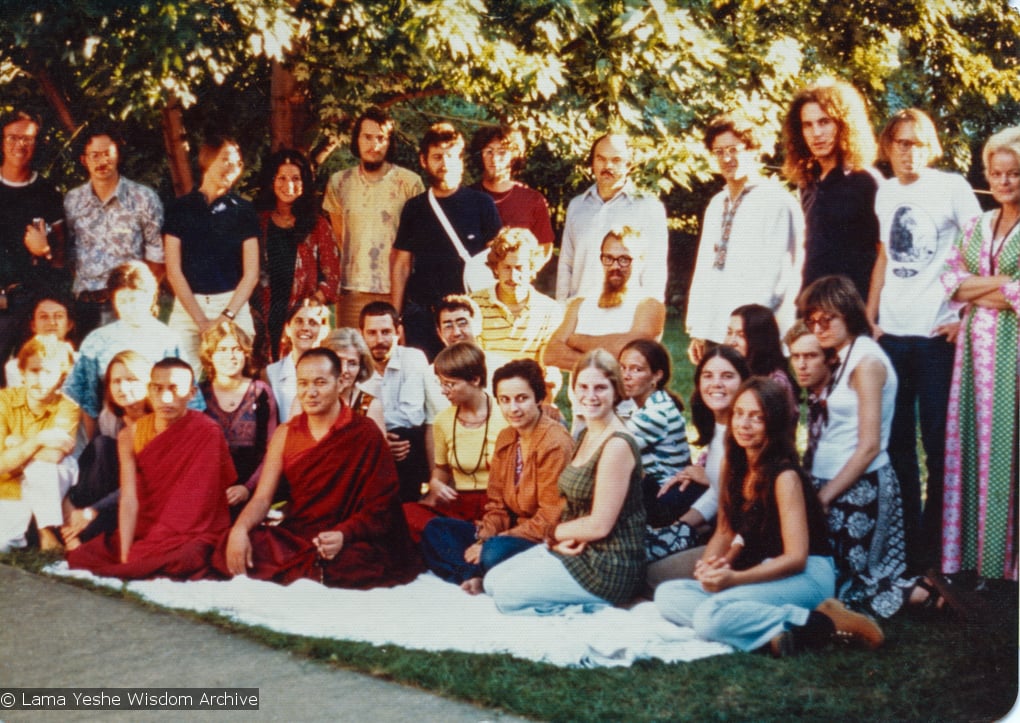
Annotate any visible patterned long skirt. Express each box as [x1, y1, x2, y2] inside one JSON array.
[[813, 464, 917, 618]]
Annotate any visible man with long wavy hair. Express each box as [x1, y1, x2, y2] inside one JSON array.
[[782, 80, 881, 301]]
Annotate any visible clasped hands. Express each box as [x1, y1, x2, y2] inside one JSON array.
[[694, 554, 736, 593]]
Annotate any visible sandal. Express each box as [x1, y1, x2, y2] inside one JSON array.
[[913, 570, 975, 621]]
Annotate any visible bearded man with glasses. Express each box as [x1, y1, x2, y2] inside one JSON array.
[[544, 227, 665, 372]]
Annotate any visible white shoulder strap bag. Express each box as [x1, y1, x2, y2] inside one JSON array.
[[427, 190, 492, 293]]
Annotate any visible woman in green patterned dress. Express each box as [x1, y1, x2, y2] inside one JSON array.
[[484, 349, 646, 613], [941, 126, 1020, 582]]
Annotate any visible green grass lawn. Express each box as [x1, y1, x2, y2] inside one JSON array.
[[3, 546, 1016, 722]]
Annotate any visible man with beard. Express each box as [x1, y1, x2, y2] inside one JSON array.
[[64, 125, 164, 336], [358, 301, 447, 503], [544, 226, 665, 371], [217, 348, 421, 589], [0, 110, 67, 385], [556, 133, 668, 302], [391, 122, 502, 360], [323, 107, 424, 331]]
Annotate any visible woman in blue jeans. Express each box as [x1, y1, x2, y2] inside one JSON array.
[[420, 359, 573, 593], [655, 377, 884, 656]]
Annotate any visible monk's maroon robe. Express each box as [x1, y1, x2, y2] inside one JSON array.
[[68, 411, 234, 580], [214, 406, 422, 588]]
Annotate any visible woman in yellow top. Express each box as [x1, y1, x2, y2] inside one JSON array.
[[403, 342, 507, 540]]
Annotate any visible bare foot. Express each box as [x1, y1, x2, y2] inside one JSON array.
[[460, 577, 484, 595], [38, 527, 64, 553]]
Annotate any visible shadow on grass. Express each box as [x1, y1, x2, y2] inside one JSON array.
[[3, 548, 1016, 722]]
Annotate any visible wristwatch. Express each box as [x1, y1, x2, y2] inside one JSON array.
[[222, 309, 236, 320], [83, 508, 96, 522]]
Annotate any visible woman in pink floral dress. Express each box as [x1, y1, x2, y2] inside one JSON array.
[[941, 126, 1020, 582]]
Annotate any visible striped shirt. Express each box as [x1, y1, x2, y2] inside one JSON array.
[[624, 389, 691, 484], [470, 285, 562, 365]]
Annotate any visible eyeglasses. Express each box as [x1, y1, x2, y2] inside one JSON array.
[[988, 170, 1020, 183], [600, 254, 633, 269], [438, 377, 462, 392], [4, 135, 36, 146], [806, 313, 839, 331], [440, 318, 472, 332], [892, 139, 926, 152], [86, 150, 116, 162], [711, 145, 746, 160]]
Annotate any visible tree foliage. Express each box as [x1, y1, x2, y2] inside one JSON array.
[[1, 0, 1018, 300]]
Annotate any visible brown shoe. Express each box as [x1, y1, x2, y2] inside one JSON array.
[[815, 598, 884, 650], [768, 631, 800, 658]]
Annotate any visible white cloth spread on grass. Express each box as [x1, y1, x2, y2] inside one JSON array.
[[45, 564, 731, 668]]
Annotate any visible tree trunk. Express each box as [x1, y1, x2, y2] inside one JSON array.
[[270, 60, 311, 154], [161, 94, 193, 198], [25, 54, 77, 134]]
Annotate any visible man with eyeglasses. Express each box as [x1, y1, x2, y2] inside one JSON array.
[[64, 125, 164, 337], [556, 133, 668, 302], [469, 125, 554, 266], [866, 108, 981, 572], [545, 226, 665, 371], [0, 110, 67, 385], [434, 294, 482, 349], [685, 113, 804, 364]]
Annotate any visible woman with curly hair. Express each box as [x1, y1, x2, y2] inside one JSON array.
[[782, 80, 880, 301]]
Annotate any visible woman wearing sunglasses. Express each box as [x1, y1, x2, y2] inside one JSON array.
[[797, 275, 965, 619]]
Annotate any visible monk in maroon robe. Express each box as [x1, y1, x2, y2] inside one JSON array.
[[68, 359, 233, 579], [217, 349, 421, 588]]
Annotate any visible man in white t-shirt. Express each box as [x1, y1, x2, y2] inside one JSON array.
[[323, 107, 424, 330], [866, 108, 981, 571], [544, 227, 664, 372]]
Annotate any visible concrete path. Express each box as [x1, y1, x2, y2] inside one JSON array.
[[0, 565, 531, 722]]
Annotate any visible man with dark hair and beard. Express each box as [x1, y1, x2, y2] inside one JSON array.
[[543, 227, 665, 371], [323, 107, 424, 330], [391, 122, 502, 360]]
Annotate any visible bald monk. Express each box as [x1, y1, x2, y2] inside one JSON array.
[[217, 348, 421, 588], [68, 358, 234, 579]]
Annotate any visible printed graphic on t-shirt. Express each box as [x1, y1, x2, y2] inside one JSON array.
[[888, 204, 938, 278]]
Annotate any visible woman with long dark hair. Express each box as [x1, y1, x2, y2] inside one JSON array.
[[617, 339, 693, 560], [725, 303, 798, 418], [656, 378, 884, 656], [252, 149, 341, 366]]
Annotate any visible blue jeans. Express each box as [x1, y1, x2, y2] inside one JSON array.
[[654, 556, 836, 651], [878, 333, 954, 570], [420, 517, 536, 584], [484, 544, 609, 614]]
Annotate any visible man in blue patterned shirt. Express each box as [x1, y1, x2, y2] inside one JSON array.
[[64, 125, 164, 336]]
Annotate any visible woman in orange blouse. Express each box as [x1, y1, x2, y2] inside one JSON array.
[[420, 358, 573, 593]]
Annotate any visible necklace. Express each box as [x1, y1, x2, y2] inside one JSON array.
[[451, 393, 491, 481], [824, 338, 856, 407], [989, 209, 1019, 274]]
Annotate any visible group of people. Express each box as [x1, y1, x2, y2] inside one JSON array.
[[0, 73, 1016, 659]]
